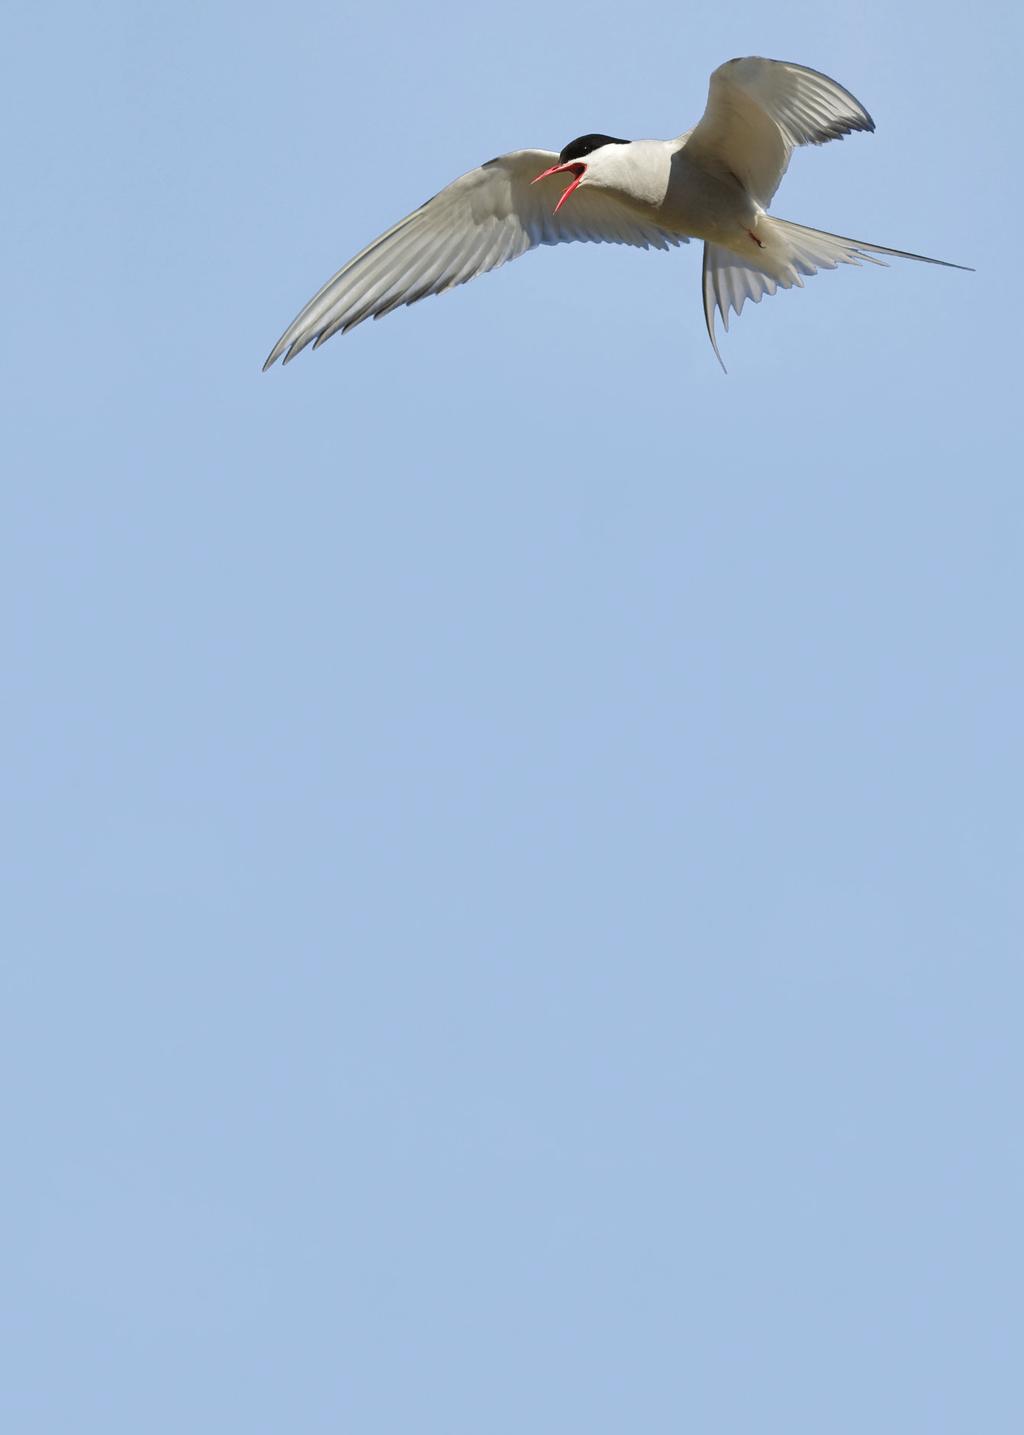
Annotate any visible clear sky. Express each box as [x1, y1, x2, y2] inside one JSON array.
[[4, 2, 1021, 1432]]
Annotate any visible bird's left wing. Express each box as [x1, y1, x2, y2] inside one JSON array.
[[683, 57, 875, 207], [264, 149, 686, 367]]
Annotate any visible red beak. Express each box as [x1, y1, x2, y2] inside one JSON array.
[[532, 161, 586, 214]]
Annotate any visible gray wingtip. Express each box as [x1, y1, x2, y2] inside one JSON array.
[[262, 338, 288, 371]]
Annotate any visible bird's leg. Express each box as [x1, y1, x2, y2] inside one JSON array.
[[746, 228, 766, 249]]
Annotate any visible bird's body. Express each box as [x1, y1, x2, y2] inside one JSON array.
[[264, 57, 970, 371]]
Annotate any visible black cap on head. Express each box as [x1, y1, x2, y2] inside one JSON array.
[[558, 134, 630, 164]]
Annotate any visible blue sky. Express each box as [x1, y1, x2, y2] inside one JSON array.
[[4, 2, 1021, 1431]]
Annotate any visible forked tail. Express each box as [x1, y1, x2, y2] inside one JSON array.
[[702, 217, 973, 371]]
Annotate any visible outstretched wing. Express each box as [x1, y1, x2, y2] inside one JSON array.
[[684, 57, 875, 207], [264, 149, 686, 367]]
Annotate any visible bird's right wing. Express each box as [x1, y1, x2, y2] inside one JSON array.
[[264, 149, 687, 367], [683, 57, 875, 207]]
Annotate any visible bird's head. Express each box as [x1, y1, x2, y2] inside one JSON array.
[[532, 134, 630, 212]]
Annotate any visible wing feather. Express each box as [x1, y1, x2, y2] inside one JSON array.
[[264, 150, 687, 367], [685, 57, 874, 206]]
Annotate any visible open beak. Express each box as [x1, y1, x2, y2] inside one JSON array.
[[532, 161, 586, 214]]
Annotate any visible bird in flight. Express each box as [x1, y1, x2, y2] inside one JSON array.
[[263, 56, 970, 372]]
